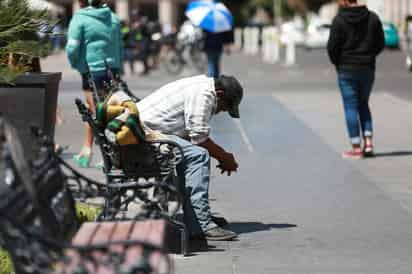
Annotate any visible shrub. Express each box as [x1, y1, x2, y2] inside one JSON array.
[[0, 249, 12, 274], [0, 0, 54, 83], [0, 203, 101, 273]]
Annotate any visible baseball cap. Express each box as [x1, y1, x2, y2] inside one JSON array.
[[217, 75, 243, 118]]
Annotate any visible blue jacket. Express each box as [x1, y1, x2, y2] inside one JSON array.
[[66, 6, 113, 73]]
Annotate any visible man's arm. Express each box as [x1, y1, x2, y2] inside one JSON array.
[[198, 137, 238, 176], [184, 88, 238, 175]]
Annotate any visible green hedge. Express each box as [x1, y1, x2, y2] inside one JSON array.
[[0, 249, 12, 274], [0, 203, 101, 274], [75, 203, 101, 225]]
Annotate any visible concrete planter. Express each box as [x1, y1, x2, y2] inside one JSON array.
[[0, 72, 61, 160]]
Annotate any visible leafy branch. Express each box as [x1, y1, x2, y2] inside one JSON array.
[[0, 0, 54, 83]]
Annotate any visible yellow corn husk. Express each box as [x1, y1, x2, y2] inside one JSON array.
[[116, 125, 140, 145], [106, 94, 121, 106], [107, 90, 132, 106], [106, 105, 126, 122], [122, 101, 139, 115]]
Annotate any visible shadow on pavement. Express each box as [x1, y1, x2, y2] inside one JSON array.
[[371, 151, 412, 158], [187, 239, 226, 255], [229, 222, 297, 235]]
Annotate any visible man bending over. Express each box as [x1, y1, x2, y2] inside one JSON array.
[[137, 75, 243, 241]]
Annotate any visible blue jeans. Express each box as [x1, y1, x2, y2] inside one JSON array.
[[167, 135, 217, 236], [338, 69, 375, 145], [206, 49, 222, 78], [90, 70, 111, 91], [124, 49, 136, 73]]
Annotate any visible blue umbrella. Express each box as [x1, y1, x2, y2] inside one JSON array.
[[185, 1, 233, 33]]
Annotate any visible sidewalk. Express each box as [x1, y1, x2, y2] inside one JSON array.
[[177, 93, 412, 274], [43, 51, 412, 274], [274, 90, 412, 213]]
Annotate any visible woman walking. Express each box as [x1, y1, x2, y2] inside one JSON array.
[[203, 30, 233, 78], [327, 0, 385, 159], [66, 0, 114, 167]]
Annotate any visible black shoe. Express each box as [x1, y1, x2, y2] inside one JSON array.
[[203, 227, 237, 241], [211, 216, 229, 227]]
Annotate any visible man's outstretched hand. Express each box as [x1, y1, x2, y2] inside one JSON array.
[[217, 152, 238, 176], [198, 138, 239, 176]]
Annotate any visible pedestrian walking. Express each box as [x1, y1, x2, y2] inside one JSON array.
[[185, 1, 234, 78], [136, 75, 243, 240], [121, 21, 136, 74], [203, 30, 234, 78], [133, 15, 151, 75], [327, 0, 385, 159], [66, 0, 114, 167]]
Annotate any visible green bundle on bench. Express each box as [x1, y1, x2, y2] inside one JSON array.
[[96, 90, 145, 146]]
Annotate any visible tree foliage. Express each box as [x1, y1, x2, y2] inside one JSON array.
[[0, 0, 53, 83]]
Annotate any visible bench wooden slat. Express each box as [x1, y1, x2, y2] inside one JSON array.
[[109, 221, 133, 265], [111, 221, 133, 241], [125, 221, 153, 268], [91, 222, 116, 244], [72, 222, 99, 245], [90, 223, 118, 274], [60, 220, 169, 274], [147, 219, 168, 273], [146, 219, 166, 246], [110, 221, 133, 254]]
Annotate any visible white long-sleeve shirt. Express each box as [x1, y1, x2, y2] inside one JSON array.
[[136, 75, 217, 144]]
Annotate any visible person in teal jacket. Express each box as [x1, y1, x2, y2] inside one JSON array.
[[66, 0, 114, 76], [66, 0, 113, 168], [109, 8, 124, 77]]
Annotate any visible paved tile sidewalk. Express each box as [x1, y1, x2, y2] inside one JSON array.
[[41, 51, 412, 274]]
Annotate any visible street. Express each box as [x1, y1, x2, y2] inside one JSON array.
[[45, 47, 412, 274]]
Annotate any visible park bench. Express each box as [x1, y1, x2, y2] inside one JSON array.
[[75, 71, 188, 254], [35, 115, 188, 255], [0, 117, 176, 274], [75, 88, 188, 254]]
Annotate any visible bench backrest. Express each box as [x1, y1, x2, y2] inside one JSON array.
[[75, 99, 185, 220], [75, 99, 163, 177]]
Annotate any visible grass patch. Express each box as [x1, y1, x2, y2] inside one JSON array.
[[0, 249, 13, 274], [75, 203, 101, 224], [0, 203, 101, 273]]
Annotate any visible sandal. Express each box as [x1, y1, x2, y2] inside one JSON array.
[[95, 161, 104, 169], [73, 147, 92, 168]]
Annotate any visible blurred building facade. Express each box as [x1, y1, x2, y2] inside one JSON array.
[[48, 0, 189, 28], [381, 0, 412, 27], [319, 0, 412, 28]]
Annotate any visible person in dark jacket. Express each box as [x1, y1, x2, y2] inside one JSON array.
[[203, 30, 234, 78], [132, 15, 151, 75], [327, 0, 385, 159]]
